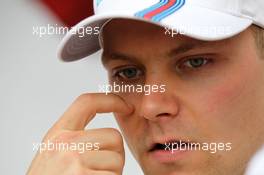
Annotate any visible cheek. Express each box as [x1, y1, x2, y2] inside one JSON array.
[[207, 75, 245, 114], [196, 61, 262, 140]]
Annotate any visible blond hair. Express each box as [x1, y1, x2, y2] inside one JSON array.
[[251, 25, 264, 58]]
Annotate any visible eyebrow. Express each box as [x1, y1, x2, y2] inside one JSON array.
[[168, 41, 212, 57], [102, 51, 138, 66], [102, 40, 214, 65]]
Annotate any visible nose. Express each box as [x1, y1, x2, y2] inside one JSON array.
[[139, 85, 180, 121]]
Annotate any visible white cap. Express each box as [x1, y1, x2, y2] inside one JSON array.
[[57, 0, 264, 62]]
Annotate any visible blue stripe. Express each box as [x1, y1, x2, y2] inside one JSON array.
[[135, 0, 168, 18], [96, 0, 103, 7], [152, 0, 185, 22]]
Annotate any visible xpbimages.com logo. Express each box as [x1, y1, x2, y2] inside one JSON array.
[[32, 24, 100, 37], [162, 141, 232, 154], [98, 82, 166, 95]]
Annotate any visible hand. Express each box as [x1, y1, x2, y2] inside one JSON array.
[[27, 93, 133, 175]]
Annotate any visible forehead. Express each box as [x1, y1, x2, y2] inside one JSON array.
[[102, 18, 165, 36], [101, 18, 233, 50], [101, 18, 194, 46], [100, 18, 251, 64]]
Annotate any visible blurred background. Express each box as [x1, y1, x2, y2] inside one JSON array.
[[0, 0, 143, 174]]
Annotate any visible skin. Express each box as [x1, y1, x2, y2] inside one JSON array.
[[27, 94, 132, 175], [27, 19, 264, 175], [101, 19, 264, 175]]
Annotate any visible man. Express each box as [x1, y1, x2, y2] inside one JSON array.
[[27, 0, 264, 175]]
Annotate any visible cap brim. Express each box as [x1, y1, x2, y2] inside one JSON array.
[[57, 5, 252, 62]]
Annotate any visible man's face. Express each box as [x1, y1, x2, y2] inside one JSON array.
[[101, 19, 264, 175]]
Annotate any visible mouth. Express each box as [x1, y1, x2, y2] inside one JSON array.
[[149, 140, 194, 152], [148, 139, 197, 163]]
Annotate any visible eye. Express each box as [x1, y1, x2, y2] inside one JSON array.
[[179, 57, 211, 69], [113, 67, 143, 80]]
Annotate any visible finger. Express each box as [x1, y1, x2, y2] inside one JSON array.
[[87, 170, 116, 175], [74, 128, 124, 152], [53, 93, 133, 130], [82, 151, 124, 173]]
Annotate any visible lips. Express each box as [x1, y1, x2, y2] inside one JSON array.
[[149, 139, 195, 152], [148, 139, 196, 163]]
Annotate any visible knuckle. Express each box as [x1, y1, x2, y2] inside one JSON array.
[[42, 149, 81, 166], [58, 151, 81, 165], [103, 172, 117, 175], [77, 93, 94, 103], [72, 164, 87, 175], [107, 128, 123, 145], [114, 153, 125, 169], [49, 130, 81, 143], [40, 131, 85, 156]]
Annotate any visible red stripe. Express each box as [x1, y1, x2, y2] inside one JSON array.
[[143, 0, 177, 19]]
